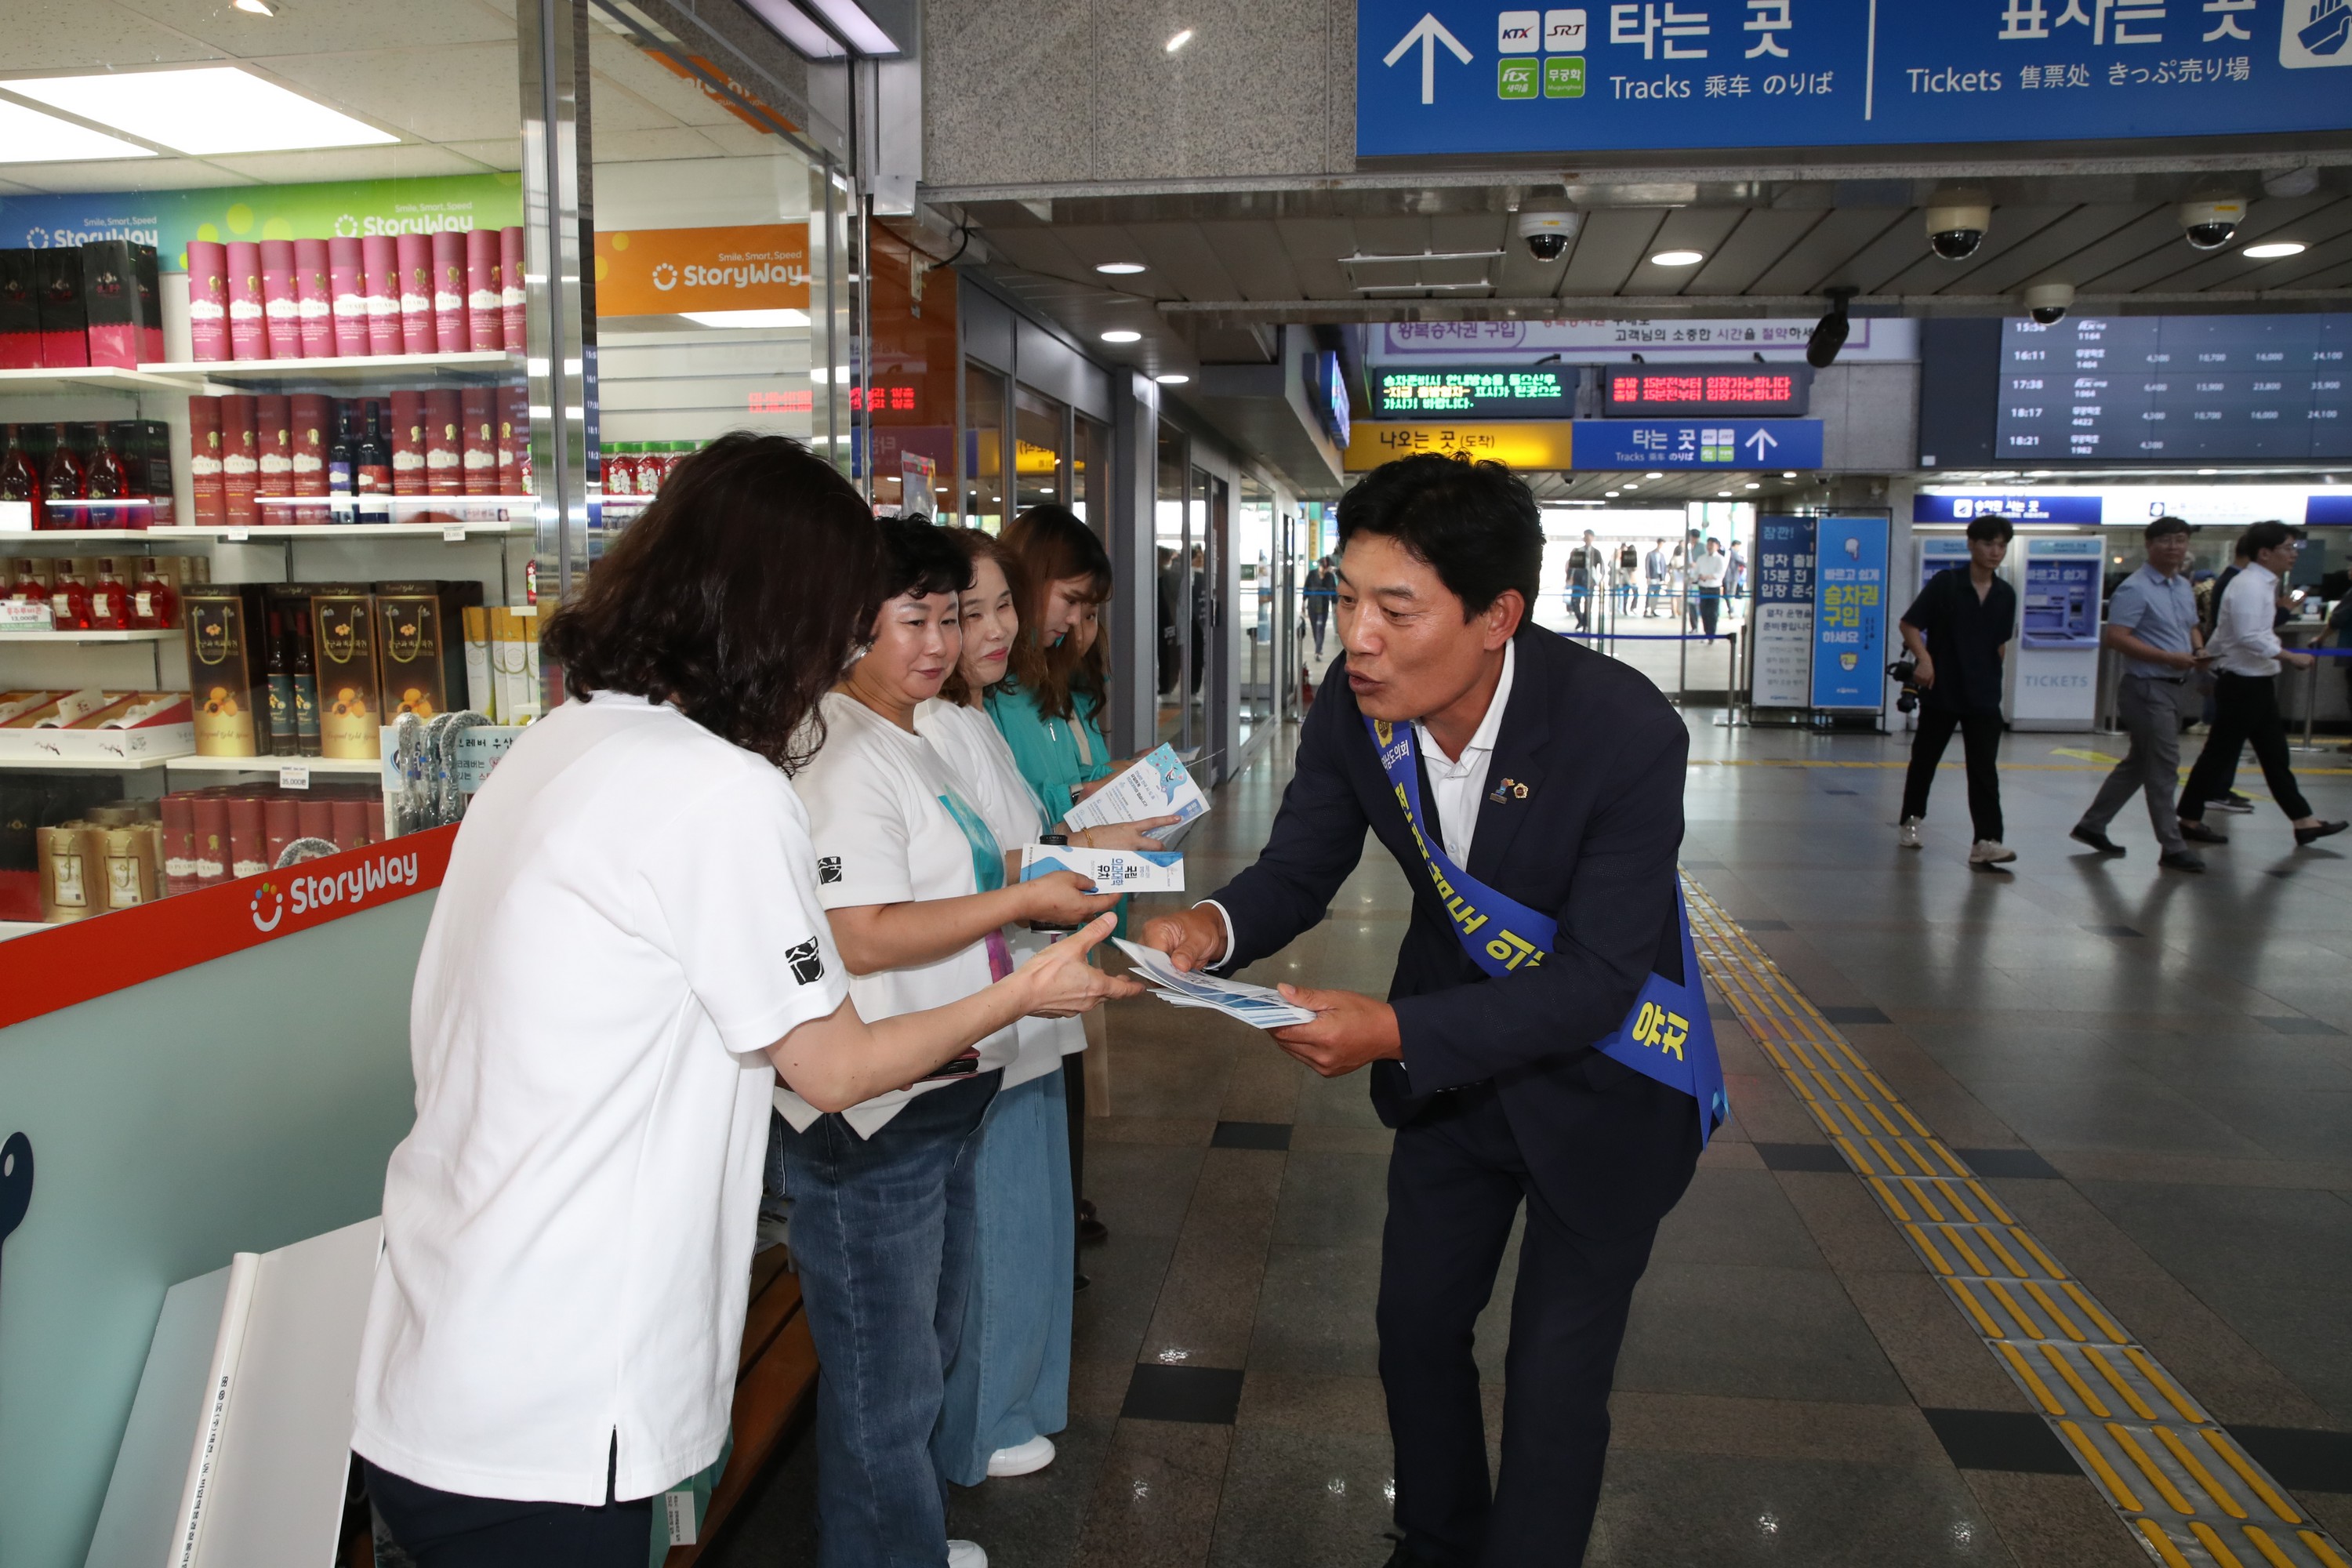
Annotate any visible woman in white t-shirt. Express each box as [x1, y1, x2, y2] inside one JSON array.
[[789, 518, 1127, 1568], [916, 528, 1175, 1492], [350, 437, 1133, 1568]]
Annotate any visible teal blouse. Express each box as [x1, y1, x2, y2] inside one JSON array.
[[984, 681, 1111, 823]]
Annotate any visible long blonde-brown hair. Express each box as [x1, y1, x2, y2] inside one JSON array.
[[1001, 505, 1112, 721], [938, 527, 1028, 707]]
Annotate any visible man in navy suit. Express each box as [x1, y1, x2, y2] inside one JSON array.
[[1142, 455, 1702, 1567]]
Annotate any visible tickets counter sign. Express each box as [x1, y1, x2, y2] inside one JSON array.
[[1809, 516, 1889, 711], [1357, 0, 2352, 158]]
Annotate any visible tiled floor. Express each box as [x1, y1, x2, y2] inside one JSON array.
[[712, 713, 2352, 1567]]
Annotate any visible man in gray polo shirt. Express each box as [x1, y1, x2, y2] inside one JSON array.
[[2071, 517, 2209, 870]]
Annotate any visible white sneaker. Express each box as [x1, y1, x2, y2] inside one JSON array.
[[1969, 840, 2017, 865], [947, 1541, 989, 1568], [985, 1434, 1056, 1477], [1897, 817, 1922, 849]]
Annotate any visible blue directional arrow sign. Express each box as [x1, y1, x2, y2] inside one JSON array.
[[1383, 12, 1474, 104], [1571, 419, 1823, 471]]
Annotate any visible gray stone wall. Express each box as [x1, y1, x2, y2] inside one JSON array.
[[924, 0, 1355, 189]]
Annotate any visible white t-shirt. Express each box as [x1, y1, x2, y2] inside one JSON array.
[[916, 696, 1084, 1087], [785, 693, 1019, 1134], [352, 691, 848, 1506]]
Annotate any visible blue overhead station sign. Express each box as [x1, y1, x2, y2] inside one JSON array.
[[1571, 419, 1822, 470], [1358, 1, 2352, 157], [1914, 493, 2105, 523]]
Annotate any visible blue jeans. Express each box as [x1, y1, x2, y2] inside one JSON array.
[[935, 1066, 1075, 1486], [779, 1071, 996, 1568]]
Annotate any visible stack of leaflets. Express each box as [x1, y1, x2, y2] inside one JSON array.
[[1115, 938, 1316, 1030], [1018, 843, 1185, 893], [1065, 744, 1209, 848]]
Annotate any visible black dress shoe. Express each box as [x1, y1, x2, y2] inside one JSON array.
[[1381, 1534, 1447, 1568], [2295, 819, 2348, 846], [2179, 819, 2230, 845], [1077, 1196, 1109, 1247], [2159, 850, 2207, 873], [2070, 826, 2125, 855]]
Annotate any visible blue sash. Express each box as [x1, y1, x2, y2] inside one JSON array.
[[1367, 714, 1729, 1145]]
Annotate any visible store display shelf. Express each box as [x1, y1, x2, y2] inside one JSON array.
[[0, 920, 46, 943], [147, 521, 533, 541], [143, 351, 525, 387], [0, 365, 207, 398], [0, 752, 178, 771], [0, 629, 180, 644], [166, 753, 382, 775], [0, 530, 191, 546]]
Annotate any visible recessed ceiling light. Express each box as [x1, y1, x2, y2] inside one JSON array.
[[1782, 470, 1796, 477], [2242, 240, 2307, 260], [0, 96, 153, 162], [802, 0, 902, 55], [5, 66, 397, 155], [1166, 27, 1195, 51], [1101, 329, 1142, 343], [232, 0, 274, 13], [739, 0, 846, 57], [1717, 491, 1733, 498], [681, 309, 810, 328], [1623, 481, 1639, 489], [1605, 490, 1621, 497], [1650, 249, 1705, 267], [1646, 470, 1663, 479], [2198, 467, 2218, 474], [1155, 372, 1190, 384], [1096, 261, 1147, 275], [1744, 481, 1762, 489]]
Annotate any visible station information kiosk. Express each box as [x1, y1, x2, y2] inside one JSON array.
[[2009, 536, 2105, 731]]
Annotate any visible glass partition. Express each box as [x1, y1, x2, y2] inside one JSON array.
[[1238, 477, 1276, 744], [1013, 383, 1065, 514], [961, 363, 1007, 531], [1073, 413, 1109, 531]]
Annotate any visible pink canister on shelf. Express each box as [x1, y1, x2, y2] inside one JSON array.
[[395, 233, 437, 355], [465, 227, 501, 352], [431, 230, 466, 354], [225, 241, 266, 361], [361, 236, 401, 356], [294, 238, 333, 358], [186, 241, 229, 362], [260, 240, 301, 360], [328, 237, 368, 357], [499, 227, 527, 348]]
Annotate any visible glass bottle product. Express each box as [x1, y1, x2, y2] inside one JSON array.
[[265, 603, 297, 756], [132, 557, 179, 631], [2, 425, 42, 532], [327, 403, 356, 524], [288, 602, 321, 754], [42, 422, 86, 527], [85, 425, 128, 530], [89, 557, 130, 630], [49, 559, 93, 631], [8, 557, 45, 603], [356, 401, 391, 523]]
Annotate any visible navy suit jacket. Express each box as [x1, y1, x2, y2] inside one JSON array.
[[1210, 624, 1701, 1236]]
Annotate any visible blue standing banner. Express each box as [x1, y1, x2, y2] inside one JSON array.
[[1809, 516, 1890, 711], [1751, 516, 1817, 708], [1358, 0, 2352, 158]]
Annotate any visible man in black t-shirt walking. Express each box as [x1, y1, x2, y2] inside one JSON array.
[[1897, 514, 2019, 867]]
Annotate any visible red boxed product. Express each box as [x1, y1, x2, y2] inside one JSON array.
[[330, 797, 370, 851], [226, 241, 265, 361], [432, 230, 466, 353], [160, 793, 197, 897], [255, 394, 293, 515], [291, 394, 330, 523], [190, 794, 229, 887], [260, 239, 301, 360], [328, 236, 368, 358], [461, 387, 496, 495], [499, 227, 526, 347], [296, 797, 334, 845], [188, 397, 226, 527], [36, 249, 86, 369], [227, 793, 268, 879], [465, 227, 500, 352], [80, 241, 162, 368], [221, 394, 260, 528], [426, 389, 462, 499], [396, 233, 436, 355], [263, 795, 298, 868], [361, 235, 401, 356], [390, 389, 426, 499], [295, 238, 333, 359], [185, 240, 229, 363], [2, 250, 43, 368]]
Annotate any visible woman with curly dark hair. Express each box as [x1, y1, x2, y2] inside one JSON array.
[[350, 435, 1134, 1568]]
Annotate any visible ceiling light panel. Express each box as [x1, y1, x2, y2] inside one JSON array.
[[738, 0, 847, 56], [803, 0, 902, 53], [4, 67, 396, 155], [0, 96, 154, 162]]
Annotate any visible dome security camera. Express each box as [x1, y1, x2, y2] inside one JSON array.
[[1925, 194, 1993, 261], [2024, 282, 2074, 325], [2179, 198, 2247, 251], [1515, 209, 1582, 262]]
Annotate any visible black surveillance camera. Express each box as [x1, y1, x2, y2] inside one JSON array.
[[2179, 198, 2245, 251], [1924, 193, 1992, 262], [1515, 209, 1581, 262], [2024, 282, 2074, 325], [1806, 286, 1857, 368]]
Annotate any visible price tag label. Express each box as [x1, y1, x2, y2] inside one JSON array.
[[278, 764, 310, 789], [0, 599, 55, 632], [442, 525, 466, 542], [225, 528, 250, 542]]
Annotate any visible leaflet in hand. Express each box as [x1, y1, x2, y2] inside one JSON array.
[[1019, 844, 1185, 894], [1063, 744, 1208, 842], [1113, 938, 1316, 1029]]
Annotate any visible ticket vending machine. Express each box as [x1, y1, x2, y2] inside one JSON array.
[[1901, 536, 1975, 730], [2008, 536, 2104, 731]]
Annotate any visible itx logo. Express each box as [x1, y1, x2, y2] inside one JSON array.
[[250, 879, 285, 933]]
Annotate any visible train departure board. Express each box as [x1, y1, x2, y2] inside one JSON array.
[[1600, 365, 1813, 418], [1371, 366, 1576, 419], [1995, 315, 2352, 463]]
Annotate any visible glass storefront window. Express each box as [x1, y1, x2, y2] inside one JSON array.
[[1013, 384, 1065, 514], [1238, 477, 1276, 742], [866, 222, 956, 518], [1156, 424, 1188, 744], [963, 364, 1007, 531], [1073, 413, 1109, 530]]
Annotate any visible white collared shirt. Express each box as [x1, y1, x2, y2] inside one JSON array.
[[1201, 641, 1515, 961], [2209, 560, 2285, 678]]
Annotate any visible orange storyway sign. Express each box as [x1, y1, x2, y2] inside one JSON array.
[[593, 223, 810, 318]]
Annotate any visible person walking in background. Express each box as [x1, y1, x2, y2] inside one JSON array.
[[1679, 530, 1702, 630], [1644, 539, 1667, 616], [2070, 517, 2209, 872], [1690, 536, 1727, 639], [1617, 539, 1640, 615], [1726, 538, 1748, 602], [1565, 530, 1597, 632], [1155, 545, 1180, 698], [1896, 514, 2018, 868], [1305, 555, 1338, 657], [2176, 521, 2347, 851]]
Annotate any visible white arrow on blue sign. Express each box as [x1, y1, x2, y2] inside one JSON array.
[[1382, 12, 1473, 105]]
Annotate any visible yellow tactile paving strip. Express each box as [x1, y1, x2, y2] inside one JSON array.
[[1684, 877, 2350, 1568]]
